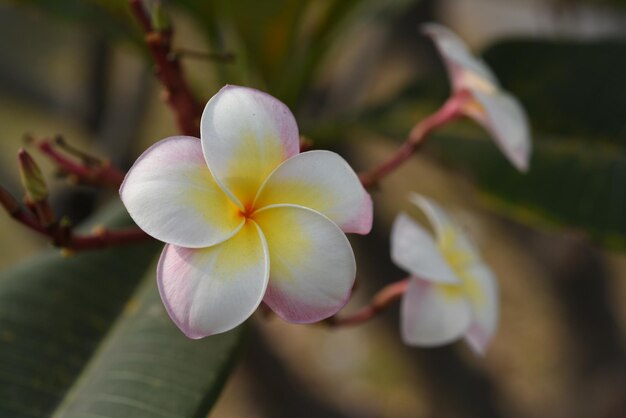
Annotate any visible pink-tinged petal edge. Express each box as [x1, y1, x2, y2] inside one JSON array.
[[254, 204, 357, 324], [157, 221, 269, 339], [252, 150, 373, 235], [340, 190, 373, 235], [264, 282, 353, 325]]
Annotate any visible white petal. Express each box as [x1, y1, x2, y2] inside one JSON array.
[[120, 136, 244, 248], [390, 213, 460, 284], [422, 23, 499, 92], [157, 221, 269, 339], [408, 193, 499, 354], [401, 277, 472, 347], [470, 89, 532, 172], [408, 193, 479, 260], [463, 264, 499, 355], [254, 150, 373, 234], [200, 85, 300, 208], [253, 204, 356, 323]]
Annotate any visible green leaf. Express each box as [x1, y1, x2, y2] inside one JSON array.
[[14, 0, 141, 44], [429, 133, 626, 249], [0, 203, 244, 417], [0, 204, 160, 417], [483, 39, 626, 144], [51, 275, 244, 418]]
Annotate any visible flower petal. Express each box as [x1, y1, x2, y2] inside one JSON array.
[[409, 193, 499, 354], [408, 193, 478, 260], [390, 213, 460, 284], [462, 264, 499, 355], [201, 85, 300, 208], [470, 89, 532, 172], [254, 150, 373, 234], [120, 136, 244, 248], [157, 221, 269, 339], [401, 277, 472, 347], [253, 204, 356, 323], [422, 23, 499, 92]]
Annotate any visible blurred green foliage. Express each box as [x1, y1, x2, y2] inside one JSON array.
[[365, 39, 626, 248], [484, 40, 626, 143], [15, 0, 142, 44], [440, 40, 626, 248]]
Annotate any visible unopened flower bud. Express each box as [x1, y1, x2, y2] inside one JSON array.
[[18, 149, 48, 203]]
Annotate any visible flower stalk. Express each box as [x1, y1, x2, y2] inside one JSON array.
[[129, 0, 203, 136], [327, 278, 410, 326], [358, 92, 467, 189], [0, 188, 151, 251], [35, 137, 125, 188]]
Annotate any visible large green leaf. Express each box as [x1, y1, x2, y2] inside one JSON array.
[[428, 134, 626, 249], [0, 203, 244, 417], [483, 40, 626, 143], [51, 273, 244, 418], [0, 204, 160, 417]]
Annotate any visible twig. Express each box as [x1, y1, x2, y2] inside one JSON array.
[[35, 138, 125, 188], [358, 92, 467, 188], [129, 0, 203, 136], [0, 184, 151, 251], [326, 278, 410, 326]]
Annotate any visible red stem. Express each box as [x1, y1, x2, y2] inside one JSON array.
[[1, 185, 152, 251], [327, 278, 411, 327], [359, 93, 467, 188], [13, 207, 150, 251], [37, 140, 125, 188], [68, 228, 153, 250], [129, 0, 202, 137]]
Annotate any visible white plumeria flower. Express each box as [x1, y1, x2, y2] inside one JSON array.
[[423, 23, 532, 172], [120, 85, 373, 338], [390, 193, 498, 355]]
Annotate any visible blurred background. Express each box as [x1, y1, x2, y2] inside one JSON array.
[[1, 0, 626, 417]]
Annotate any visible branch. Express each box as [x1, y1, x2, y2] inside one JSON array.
[[35, 137, 125, 188], [358, 92, 467, 188], [0, 184, 152, 252], [129, 0, 203, 136], [326, 278, 410, 326]]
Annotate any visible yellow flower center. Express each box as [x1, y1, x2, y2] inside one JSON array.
[[436, 227, 483, 305]]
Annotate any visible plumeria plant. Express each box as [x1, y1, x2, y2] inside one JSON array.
[[0, 1, 533, 414]]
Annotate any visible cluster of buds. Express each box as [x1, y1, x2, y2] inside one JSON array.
[[17, 149, 54, 227], [0, 137, 148, 251]]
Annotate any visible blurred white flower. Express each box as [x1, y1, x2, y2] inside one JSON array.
[[423, 23, 532, 172], [390, 193, 498, 355]]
